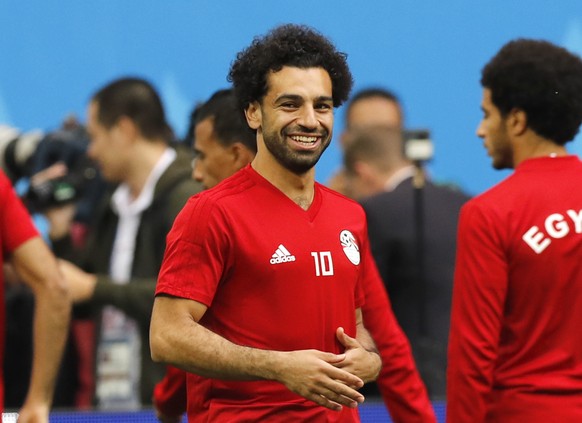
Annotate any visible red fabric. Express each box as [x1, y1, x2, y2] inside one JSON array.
[[155, 168, 436, 423], [157, 166, 368, 422], [72, 319, 96, 409], [0, 170, 39, 412], [153, 280, 437, 422], [363, 258, 437, 423], [447, 156, 582, 422], [153, 365, 187, 418], [69, 221, 95, 409]]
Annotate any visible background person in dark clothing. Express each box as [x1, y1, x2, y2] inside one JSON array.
[[343, 125, 470, 399]]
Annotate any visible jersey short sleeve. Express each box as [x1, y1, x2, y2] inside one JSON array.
[[156, 193, 231, 307], [0, 171, 39, 254]]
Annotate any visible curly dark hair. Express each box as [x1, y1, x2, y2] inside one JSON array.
[[481, 38, 582, 145], [228, 24, 353, 111]]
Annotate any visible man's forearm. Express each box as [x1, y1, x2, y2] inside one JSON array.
[[354, 325, 382, 383], [26, 283, 71, 406], [150, 296, 366, 411], [14, 238, 72, 411], [151, 307, 283, 381]]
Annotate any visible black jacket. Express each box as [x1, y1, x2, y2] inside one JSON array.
[[78, 146, 202, 405], [361, 176, 470, 399]]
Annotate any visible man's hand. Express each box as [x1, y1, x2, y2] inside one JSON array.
[[44, 204, 77, 241], [16, 402, 49, 423], [275, 349, 365, 411], [58, 259, 97, 303], [334, 327, 382, 383], [31, 162, 77, 240]]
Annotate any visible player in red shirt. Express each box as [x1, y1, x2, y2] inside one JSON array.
[[0, 170, 71, 421], [151, 24, 390, 422], [153, 88, 434, 423], [447, 39, 582, 422]]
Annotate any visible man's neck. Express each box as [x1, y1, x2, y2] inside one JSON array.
[[382, 164, 416, 192], [125, 141, 169, 200], [513, 133, 568, 167], [251, 154, 315, 211]]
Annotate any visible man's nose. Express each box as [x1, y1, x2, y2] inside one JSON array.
[[297, 106, 318, 128]]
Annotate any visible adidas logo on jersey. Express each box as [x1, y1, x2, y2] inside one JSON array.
[[270, 244, 296, 264]]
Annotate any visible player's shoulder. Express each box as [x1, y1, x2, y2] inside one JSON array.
[[317, 183, 366, 214], [458, 175, 521, 226]]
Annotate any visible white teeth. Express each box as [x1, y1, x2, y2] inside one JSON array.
[[291, 135, 317, 143]]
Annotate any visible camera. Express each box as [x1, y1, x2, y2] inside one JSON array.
[[0, 122, 104, 216], [25, 155, 100, 212], [0, 125, 44, 182], [403, 129, 433, 162]]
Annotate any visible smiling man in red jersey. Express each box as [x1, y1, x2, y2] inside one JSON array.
[[150, 24, 435, 422]]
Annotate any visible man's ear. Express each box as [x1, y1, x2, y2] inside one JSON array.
[[353, 161, 374, 183], [507, 108, 528, 136], [116, 115, 139, 142], [245, 102, 262, 131], [231, 142, 255, 168]]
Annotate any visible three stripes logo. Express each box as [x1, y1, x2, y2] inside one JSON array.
[[270, 244, 296, 264]]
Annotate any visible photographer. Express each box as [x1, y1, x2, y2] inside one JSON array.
[[55, 77, 202, 409], [343, 122, 470, 399]]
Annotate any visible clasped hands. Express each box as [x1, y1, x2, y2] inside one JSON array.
[[278, 327, 382, 412]]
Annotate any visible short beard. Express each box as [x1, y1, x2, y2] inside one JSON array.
[[262, 128, 330, 174]]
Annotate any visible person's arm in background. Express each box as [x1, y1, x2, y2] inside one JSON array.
[[58, 259, 158, 318], [11, 237, 71, 422], [48, 206, 159, 318], [56, 175, 201, 318], [360, 238, 437, 423], [446, 202, 506, 423]]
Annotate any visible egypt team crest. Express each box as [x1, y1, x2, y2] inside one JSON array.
[[340, 230, 360, 265]]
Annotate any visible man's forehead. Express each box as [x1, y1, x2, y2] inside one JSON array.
[[265, 66, 333, 99], [194, 116, 216, 135]]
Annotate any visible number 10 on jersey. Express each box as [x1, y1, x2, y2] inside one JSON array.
[[311, 251, 334, 276]]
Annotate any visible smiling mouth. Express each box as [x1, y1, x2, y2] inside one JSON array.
[[289, 135, 320, 148]]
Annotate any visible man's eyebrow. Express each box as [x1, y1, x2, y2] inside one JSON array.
[[315, 95, 334, 103], [274, 94, 333, 103], [275, 94, 303, 103]]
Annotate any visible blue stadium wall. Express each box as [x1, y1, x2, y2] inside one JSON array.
[[0, 1, 581, 196]]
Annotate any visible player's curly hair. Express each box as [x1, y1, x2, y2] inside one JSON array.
[[228, 24, 353, 111], [481, 38, 582, 145]]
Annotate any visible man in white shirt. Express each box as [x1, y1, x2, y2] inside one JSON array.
[[56, 77, 202, 408]]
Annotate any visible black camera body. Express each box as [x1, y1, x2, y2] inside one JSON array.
[[0, 123, 105, 219], [25, 156, 100, 212]]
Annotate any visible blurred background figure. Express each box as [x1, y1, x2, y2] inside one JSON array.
[[343, 125, 470, 398], [53, 77, 202, 410], [327, 88, 403, 195], [190, 88, 257, 189], [334, 87, 470, 399], [342, 126, 409, 201], [153, 87, 256, 423]]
